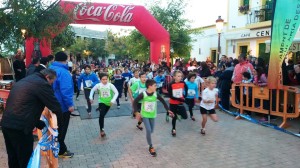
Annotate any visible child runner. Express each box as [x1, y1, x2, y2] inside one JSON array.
[[111, 69, 125, 109], [128, 69, 140, 117], [168, 70, 188, 136], [154, 70, 165, 94], [185, 73, 199, 121], [122, 67, 133, 101], [72, 68, 81, 100], [129, 72, 147, 130], [133, 79, 174, 157], [199, 76, 219, 135], [89, 73, 119, 137], [77, 65, 100, 116]]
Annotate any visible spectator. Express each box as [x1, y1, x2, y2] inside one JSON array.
[[50, 51, 75, 158], [1, 69, 63, 168], [219, 62, 234, 110], [26, 57, 40, 76], [35, 57, 49, 73], [13, 51, 26, 82]]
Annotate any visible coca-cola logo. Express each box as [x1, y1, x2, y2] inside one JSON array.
[[73, 3, 134, 23]]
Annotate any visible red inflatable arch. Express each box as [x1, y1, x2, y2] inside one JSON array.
[[25, 1, 170, 66]]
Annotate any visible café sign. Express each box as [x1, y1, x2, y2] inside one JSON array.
[[240, 28, 272, 39]]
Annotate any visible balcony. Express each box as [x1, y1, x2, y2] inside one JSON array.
[[246, 4, 273, 29]]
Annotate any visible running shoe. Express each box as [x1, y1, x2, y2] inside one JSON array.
[[200, 128, 205, 135], [191, 116, 195, 121], [125, 97, 128, 101], [149, 147, 157, 157], [117, 105, 120, 109], [88, 112, 91, 117], [171, 129, 176, 136], [100, 130, 106, 137], [58, 151, 74, 158], [136, 124, 143, 131], [76, 98, 79, 101]]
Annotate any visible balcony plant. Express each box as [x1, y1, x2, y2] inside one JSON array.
[[238, 5, 249, 14]]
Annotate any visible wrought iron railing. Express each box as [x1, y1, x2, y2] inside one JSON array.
[[246, 4, 273, 24]]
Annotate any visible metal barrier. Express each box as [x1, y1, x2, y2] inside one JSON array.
[[37, 108, 59, 168], [230, 83, 300, 128]]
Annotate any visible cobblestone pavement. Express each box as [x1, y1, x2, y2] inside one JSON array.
[[1, 93, 300, 168]]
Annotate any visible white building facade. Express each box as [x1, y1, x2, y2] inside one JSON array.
[[190, 0, 300, 63]]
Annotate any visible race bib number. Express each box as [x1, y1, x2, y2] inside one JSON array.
[[144, 102, 155, 112], [85, 80, 92, 87], [125, 77, 129, 82], [173, 88, 183, 98], [188, 89, 196, 96], [101, 90, 111, 98]]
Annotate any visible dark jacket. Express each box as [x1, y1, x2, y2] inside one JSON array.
[[0, 73, 63, 134], [13, 59, 26, 81], [219, 67, 234, 93], [26, 64, 36, 76]]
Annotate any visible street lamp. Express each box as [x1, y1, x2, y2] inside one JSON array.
[[215, 16, 224, 66], [21, 29, 26, 56]]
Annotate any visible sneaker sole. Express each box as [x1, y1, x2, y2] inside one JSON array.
[[58, 155, 74, 158]]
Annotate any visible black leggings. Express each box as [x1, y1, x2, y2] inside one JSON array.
[[170, 104, 187, 130], [99, 103, 111, 131], [84, 89, 93, 112], [124, 84, 128, 98], [185, 98, 195, 117], [74, 85, 80, 98], [116, 87, 123, 106]]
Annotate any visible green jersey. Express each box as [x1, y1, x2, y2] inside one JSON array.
[[141, 91, 157, 118]]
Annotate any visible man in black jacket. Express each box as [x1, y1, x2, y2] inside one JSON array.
[[1, 69, 63, 168]]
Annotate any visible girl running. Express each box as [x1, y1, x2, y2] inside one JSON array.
[[185, 73, 199, 121], [89, 73, 119, 137], [168, 70, 188, 136], [199, 76, 219, 135], [111, 69, 125, 109], [133, 79, 174, 157]]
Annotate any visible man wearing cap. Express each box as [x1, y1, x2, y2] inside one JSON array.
[[50, 51, 75, 158]]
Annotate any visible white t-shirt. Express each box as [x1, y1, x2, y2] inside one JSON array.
[[187, 66, 196, 71], [128, 77, 140, 86], [200, 88, 218, 110]]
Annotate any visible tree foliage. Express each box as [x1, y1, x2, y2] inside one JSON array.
[[0, 0, 72, 55], [125, 0, 193, 61], [105, 31, 132, 60], [52, 26, 76, 53]]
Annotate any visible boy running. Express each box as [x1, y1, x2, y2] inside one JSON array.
[[129, 72, 147, 130], [133, 79, 174, 157]]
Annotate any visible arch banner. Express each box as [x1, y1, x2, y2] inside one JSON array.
[[26, 1, 170, 66]]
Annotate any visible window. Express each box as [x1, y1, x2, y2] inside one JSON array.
[[240, 46, 248, 55], [211, 50, 217, 63], [243, 0, 249, 6]]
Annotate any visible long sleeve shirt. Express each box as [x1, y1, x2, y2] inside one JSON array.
[[89, 83, 119, 104]]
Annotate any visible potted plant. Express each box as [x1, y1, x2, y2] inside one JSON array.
[[238, 5, 249, 14]]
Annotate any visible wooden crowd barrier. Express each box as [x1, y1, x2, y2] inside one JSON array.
[[37, 108, 59, 168], [230, 83, 300, 128]]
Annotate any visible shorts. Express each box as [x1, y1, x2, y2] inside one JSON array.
[[200, 106, 216, 115]]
